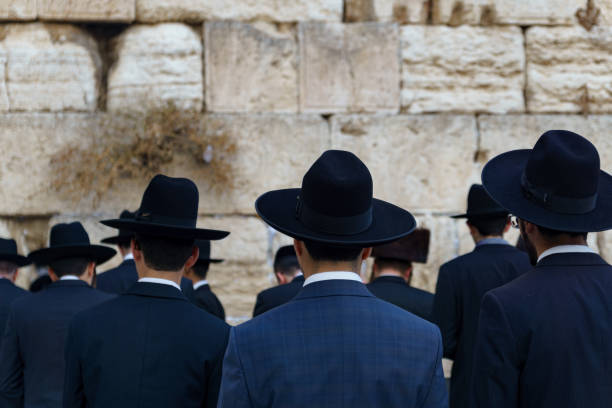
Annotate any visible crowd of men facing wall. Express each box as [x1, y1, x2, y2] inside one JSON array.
[[0, 129, 611, 407]]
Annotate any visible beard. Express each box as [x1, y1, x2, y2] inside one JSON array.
[[519, 222, 539, 266]]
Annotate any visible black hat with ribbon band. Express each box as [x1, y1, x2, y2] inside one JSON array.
[[370, 228, 430, 264], [451, 184, 509, 219], [101, 210, 136, 245], [482, 130, 612, 232], [255, 150, 416, 246], [101, 174, 230, 240], [28, 222, 116, 265], [0, 238, 31, 267], [195, 240, 223, 266]]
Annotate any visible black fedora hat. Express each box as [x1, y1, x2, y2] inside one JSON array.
[[0, 238, 31, 267], [195, 240, 223, 265], [482, 130, 612, 232], [101, 210, 136, 245], [255, 150, 417, 246], [28, 222, 116, 265], [101, 175, 229, 240], [451, 184, 508, 219], [370, 228, 430, 264]]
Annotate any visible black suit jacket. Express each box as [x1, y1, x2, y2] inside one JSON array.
[[472, 252, 612, 408], [367, 276, 434, 321], [431, 243, 530, 408], [0, 280, 28, 349], [192, 284, 225, 320], [64, 282, 230, 408], [0, 280, 113, 408], [253, 275, 305, 317]]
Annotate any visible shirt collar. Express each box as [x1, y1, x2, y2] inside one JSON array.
[[60, 275, 80, 281], [537, 245, 597, 263], [193, 280, 208, 290], [476, 237, 509, 247], [123, 253, 134, 261], [303, 271, 362, 287], [138, 277, 181, 290]]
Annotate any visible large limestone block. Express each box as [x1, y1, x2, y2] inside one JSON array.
[[401, 25, 524, 113], [38, 0, 135, 22], [136, 0, 343, 22], [3, 24, 101, 112], [0, 0, 36, 20], [205, 22, 298, 113], [331, 115, 479, 212], [107, 23, 203, 112], [598, 231, 612, 263], [345, 0, 428, 23], [299, 22, 400, 113], [526, 26, 612, 113]]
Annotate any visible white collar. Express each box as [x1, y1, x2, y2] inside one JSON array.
[[303, 271, 362, 287], [138, 277, 181, 290], [123, 253, 134, 261], [60, 275, 80, 281], [537, 245, 597, 263], [193, 280, 209, 290]]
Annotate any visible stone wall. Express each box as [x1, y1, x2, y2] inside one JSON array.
[[1, 0, 612, 323]]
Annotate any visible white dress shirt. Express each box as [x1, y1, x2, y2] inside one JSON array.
[[60, 275, 80, 281], [123, 253, 134, 261], [138, 277, 181, 290], [537, 244, 597, 263], [303, 271, 363, 286], [193, 280, 209, 290]]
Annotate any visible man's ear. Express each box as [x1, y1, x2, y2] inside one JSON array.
[[361, 247, 372, 261], [12, 269, 19, 283], [293, 239, 304, 257], [48, 268, 59, 282], [503, 218, 511, 233], [275, 272, 287, 285], [86, 262, 96, 278], [131, 238, 142, 262]]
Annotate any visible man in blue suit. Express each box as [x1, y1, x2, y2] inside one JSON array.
[[0, 238, 30, 346], [431, 184, 530, 408], [0, 222, 115, 408], [218, 150, 447, 408], [471, 130, 612, 407]]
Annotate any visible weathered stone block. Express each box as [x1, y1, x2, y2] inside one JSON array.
[[38, 0, 135, 22], [598, 231, 612, 263], [331, 115, 478, 213], [205, 22, 298, 113], [299, 22, 400, 113], [401, 25, 524, 113], [526, 26, 612, 113], [136, 0, 343, 22], [0, 0, 36, 20], [107, 23, 203, 112], [345, 0, 428, 23], [3, 23, 101, 112]]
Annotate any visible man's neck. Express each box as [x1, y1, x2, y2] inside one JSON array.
[[302, 261, 360, 280], [474, 234, 503, 244], [535, 237, 588, 258], [137, 267, 183, 285], [375, 269, 402, 279]]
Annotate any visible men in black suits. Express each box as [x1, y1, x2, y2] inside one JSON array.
[[184, 240, 225, 319], [0, 238, 30, 346], [367, 229, 434, 321], [471, 130, 612, 408], [0, 222, 115, 408], [431, 184, 530, 408], [252, 245, 303, 316], [64, 175, 231, 408]]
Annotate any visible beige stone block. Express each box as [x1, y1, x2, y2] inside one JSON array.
[[526, 26, 612, 113], [136, 0, 343, 22], [0, 49, 9, 112], [401, 25, 524, 113], [299, 22, 400, 113], [0, 0, 36, 20], [205, 21, 298, 113], [598, 231, 612, 263], [3, 23, 101, 112], [331, 114, 478, 212], [38, 0, 135, 22], [107, 23, 203, 112], [345, 0, 428, 23]]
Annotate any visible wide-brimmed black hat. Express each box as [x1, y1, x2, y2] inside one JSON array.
[[101, 175, 229, 240], [195, 240, 223, 265], [28, 222, 116, 265], [451, 184, 508, 219], [370, 228, 430, 264], [0, 238, 31, 267], [482, 130, 612, 232], [255, 150, 416, 246], [101, 210, 136, 245]]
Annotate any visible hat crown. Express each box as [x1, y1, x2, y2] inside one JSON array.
[[0, 238, 18, 255], [49, 222, 91, 247], [466, 184, 507, 216], [136, 175, 199, 227]]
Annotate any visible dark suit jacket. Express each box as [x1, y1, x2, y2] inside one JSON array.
[[219, 279, 447, 408], [0, 279, 28, 347], [367, 276, 434, 321], [472, 252, 612, 408], [192, 284, 225, 320], [431, 243, 530, 408], [64, 282, 230, 408], [0, 280, 113, 408], [252, 275, 304, 316]]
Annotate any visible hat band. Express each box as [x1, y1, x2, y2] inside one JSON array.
[[521, 172, 598, 214], [135, 210, 196, 228], [296, 197, 373, 235]]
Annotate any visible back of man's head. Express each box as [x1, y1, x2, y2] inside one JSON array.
[[0, 261, 17, 279], [373, 257, 412, 274], [135, 233, 195, 272], [49, 257, 91, 278], [468, 215, 509, 237], [303, 240, 363, 263], [191, 262, 210, 279]]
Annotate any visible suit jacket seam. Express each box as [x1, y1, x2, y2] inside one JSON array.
[[232, 330, 254, 407]]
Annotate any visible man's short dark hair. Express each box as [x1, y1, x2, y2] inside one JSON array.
[[117, 238, 132, 252], [467, 215, 509, 236], [373, 257, 412, 272], [192, 262, 210, 279], [274, 256, 300, 276], [536, 225, 588, 240], [304, 240, 363, 262], [134, 234, 195, 271], [49, 257, 91, 278]]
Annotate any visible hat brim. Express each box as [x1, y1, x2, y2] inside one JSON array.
[[450, 210, 509, 219], [28, 245, 116, 266], [255, 189, 417, 247], [196, 258, 223, 265], [100, 220, 229, 241], [100, 235, 133, 245], [482, 149, 612, 232], [0, 253, 31, 267]]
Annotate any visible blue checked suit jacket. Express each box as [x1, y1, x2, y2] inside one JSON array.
[[218, 279, 448, 408]]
